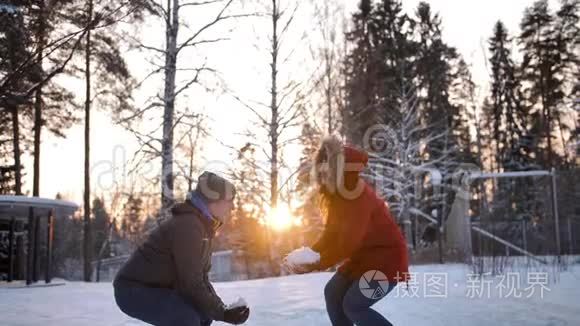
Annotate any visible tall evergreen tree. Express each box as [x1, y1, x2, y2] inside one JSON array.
[[411, 2, 461, 224], [488, 21, 529, 171], [122, 194, 144, 248], [342, 0, 377, 143], [29, 0, 81, 199], [450, 59, 479, 166], [0, 3, 34, 195], [343, 0, 418, 144], [1, 1, 86, 198], [485, 22, 538, 227], [413, 2, 458, 169], [92, 197, 111, 260], [372, 0, 416, 127], [64, 0, 145, 282], [0, 111, 15, 194], [553, 0, 580, 166], [519, 0, 578, 167], [414, 2, 456, 119]]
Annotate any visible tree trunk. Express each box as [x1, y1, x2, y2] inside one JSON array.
[[10, 104, 22, 195], [33, 0, 46, 197], [265, 0, 281, 275], [269, 0, 279, 209], [161, 0, 179, 217], [83, 0, 94, 282], [326, 48, 332, 135], [187, 126, 201, 192]]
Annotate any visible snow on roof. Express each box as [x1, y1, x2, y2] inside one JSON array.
[[469, 170, 551, 179], [0, 195, 79, 220]]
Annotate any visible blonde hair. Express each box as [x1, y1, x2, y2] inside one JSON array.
[[311, 135, 345, 223]]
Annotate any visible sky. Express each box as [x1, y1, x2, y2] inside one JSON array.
[[21, 0, 549, 204]]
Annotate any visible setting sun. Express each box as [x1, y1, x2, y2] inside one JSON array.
[[264, 205, 302, 231]]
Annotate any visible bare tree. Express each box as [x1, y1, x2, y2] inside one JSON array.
[[364, 82, 454, 246], [122, 0, 251, 218], [174, 112, 207, 193], [309, 0, 346, 135], [232, 0, 310, 210], [223, 0, 321, 274]]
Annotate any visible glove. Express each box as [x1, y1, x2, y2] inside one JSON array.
[[223, 306, 250, 325]]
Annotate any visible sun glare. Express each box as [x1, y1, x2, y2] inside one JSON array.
[[265, 206, 302, 231]]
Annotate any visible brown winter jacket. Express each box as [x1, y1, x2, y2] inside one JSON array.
[[113, 202, 226, 321]]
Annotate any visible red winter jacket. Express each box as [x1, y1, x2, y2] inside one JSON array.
[[311, 137, 409, 282]]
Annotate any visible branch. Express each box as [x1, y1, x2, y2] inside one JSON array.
[[173, 66, 217, 99], [1, 1, 138, 99], [179, 0, 223, 8], [116, 102, 163, 125], [277, 101, 303, 131], [209, 134, 271, 175], [277, 3, 299, 45], [261, 147, 272, 161], [278, 135, 302, 147], [176, 0, 252, 54], [173, 114, 204, 149], [135, 66, 164, 89], [125, 124, 163, 156], [230, 93, 269, 126], [134, 40, 167, 54], [20, 29, 86, 99], [277, 81, 302, 112], [177, 38, 230, 52], [146, 0, 169, 19]]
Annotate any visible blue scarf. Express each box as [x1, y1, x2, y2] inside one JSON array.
[[189, 191, 213, 221]]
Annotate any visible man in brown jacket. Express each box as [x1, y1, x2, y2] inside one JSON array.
[[114, 172, 250, 326]]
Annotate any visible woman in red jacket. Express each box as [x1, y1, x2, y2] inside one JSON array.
[[286, 136, 409, 326]]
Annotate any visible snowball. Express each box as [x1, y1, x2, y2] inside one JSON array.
[[285, 247, 320, 266], [228, 297, 247, 309]]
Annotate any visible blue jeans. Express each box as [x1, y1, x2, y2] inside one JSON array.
[[324, 272, 397, 326], [114, 283, 212, 326]]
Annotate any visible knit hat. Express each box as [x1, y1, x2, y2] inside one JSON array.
[[194, 171, 236, 202]]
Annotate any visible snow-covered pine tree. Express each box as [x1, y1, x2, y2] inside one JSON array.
[[364, 81, 453, 249], [341, 1, 463, 252], [412, 2, 462, 235]]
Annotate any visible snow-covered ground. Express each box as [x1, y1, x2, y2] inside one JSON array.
[[1, 264, 580, 326]]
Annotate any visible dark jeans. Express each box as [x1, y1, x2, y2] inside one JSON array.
[[114, 283, 212, 326], [324, 272, 397, 326]]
